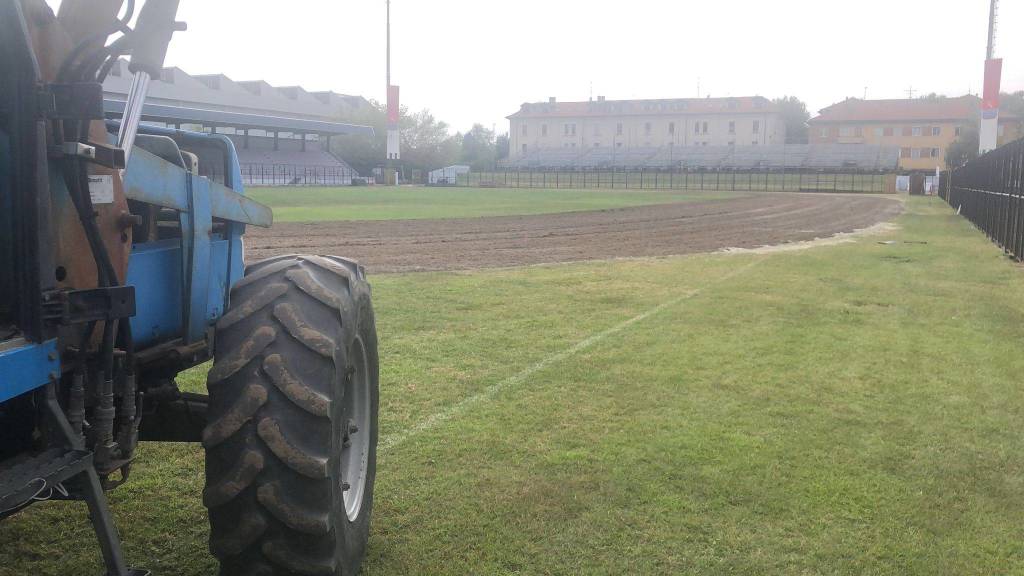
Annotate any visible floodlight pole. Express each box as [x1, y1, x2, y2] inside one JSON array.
[[986, 0, 997, 60], [979, 0, 999, 155], [386, 0, 391, 88]]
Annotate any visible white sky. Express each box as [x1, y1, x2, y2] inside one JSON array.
[[46, 0, 1024, 134]]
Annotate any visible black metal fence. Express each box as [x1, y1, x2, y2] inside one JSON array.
[[457, 169, 895, 194], [941, 138, 1024, 259], [241, 163, 359, 187]]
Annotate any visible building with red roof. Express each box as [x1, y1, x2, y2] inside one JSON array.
[[808, 95, 1022, 170]]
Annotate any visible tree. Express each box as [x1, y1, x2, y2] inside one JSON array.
[[945, 123, 979, 169], [773, 96, 809, 144], [460, 124, 496, 170], [329, 102, 460, 176], [399, 109, 460, 172], [328, 99, 387, 176], [1001, 91, 1024, 119], [495, 133, 510, 161]]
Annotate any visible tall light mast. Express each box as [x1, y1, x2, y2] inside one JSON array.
[[979, 0, 1001, 155], [385, 0, 401, 169]]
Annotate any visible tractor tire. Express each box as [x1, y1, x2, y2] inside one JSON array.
[[203, 254, 378, 576]]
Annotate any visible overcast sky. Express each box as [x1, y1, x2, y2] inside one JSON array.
[[47, 0, 1024, 134]]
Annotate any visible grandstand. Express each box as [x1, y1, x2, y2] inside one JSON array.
[[503, 143, 899, 171], [102, 60, 371, 186]]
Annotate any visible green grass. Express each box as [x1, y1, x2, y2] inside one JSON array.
[[6, 198, 1024, 574], [246, 186, 740, 222]]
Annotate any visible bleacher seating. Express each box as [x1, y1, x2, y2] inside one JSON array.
[[505, 144, 899, 171], [227, 134, 359, 186]]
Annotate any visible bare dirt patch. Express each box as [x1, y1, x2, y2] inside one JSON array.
[[245, 193, 902, 273]]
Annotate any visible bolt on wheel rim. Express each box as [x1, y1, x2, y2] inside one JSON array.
[[341, 337, 370, 521]]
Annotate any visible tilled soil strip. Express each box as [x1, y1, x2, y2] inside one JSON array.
[[245, 193, 902, 273]]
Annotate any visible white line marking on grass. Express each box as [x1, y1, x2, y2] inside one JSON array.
[[379, 259, 762, 453]]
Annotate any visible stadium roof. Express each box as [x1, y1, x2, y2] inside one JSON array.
[[508, 96, 777, 119], [103, 100, 373, 136], [809, 95, 1020, 124], [103, 60, 369, 123]]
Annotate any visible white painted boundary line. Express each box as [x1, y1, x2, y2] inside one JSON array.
[[379, 259, 762, 453]]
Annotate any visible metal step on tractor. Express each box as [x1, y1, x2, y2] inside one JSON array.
[[1, 1, 380, 574]]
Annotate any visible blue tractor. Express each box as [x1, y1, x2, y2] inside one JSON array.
[[0, 1, 380, 574]]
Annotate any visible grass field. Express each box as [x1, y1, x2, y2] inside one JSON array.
[[5, 197, 1024, 574], [247, 186, 739, 222]]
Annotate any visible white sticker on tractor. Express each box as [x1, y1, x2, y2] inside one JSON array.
[[88, 175, 114, 204]]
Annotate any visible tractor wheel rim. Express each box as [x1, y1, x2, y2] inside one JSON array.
[[342, 337, 370, 521]]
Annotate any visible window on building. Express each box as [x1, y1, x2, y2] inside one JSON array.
[[839, 126, 851, 137], [912, 126, 923, 137], [701, 141, 708, 146], [902, 126, 912, 137], [594, 142, 600, 147], [900, 147, 911, 158], [541, 124, 547, 137], [694, 122, 701, 135], [854, 126, 863, 137], [570, 142, 576, 148], [728, 141, 735, 146], [669, 122, 675, 135], [955, 126, 962, 137], [820, 127, 829, 138], [702, 121, 709, 134], [998, 124, 1005, 137], [931, 126, 941, 136], [911, 148, 922, 159], [644, 122, 652, 136], [616, 123, 623, 136], [728, 121, 736, 134], [522, 143, 527, 153], [616, 142, 623, 148], [874, 127, 884, 137], [931, 147, 940, 157], [753, 120, 760, 134], [521, 124, 528, 136], [751, 140, 759, 146], [882, 127, 893, 137]]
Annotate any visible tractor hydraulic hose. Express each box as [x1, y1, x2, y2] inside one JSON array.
[[56, 0, 136, 83], [68, 368, 87, 437]]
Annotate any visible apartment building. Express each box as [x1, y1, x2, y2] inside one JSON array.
[[808, 95, 1022, 170], [507, 96, 786, 160]]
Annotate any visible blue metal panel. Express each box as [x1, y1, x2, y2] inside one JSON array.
[[0, 339, 59, 404], [182, 173, 212, 344], [206, 239, 231, 322], [126, 240, 183, 348], [122, 147, 272, 227], [127, 237, 231, 349]]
